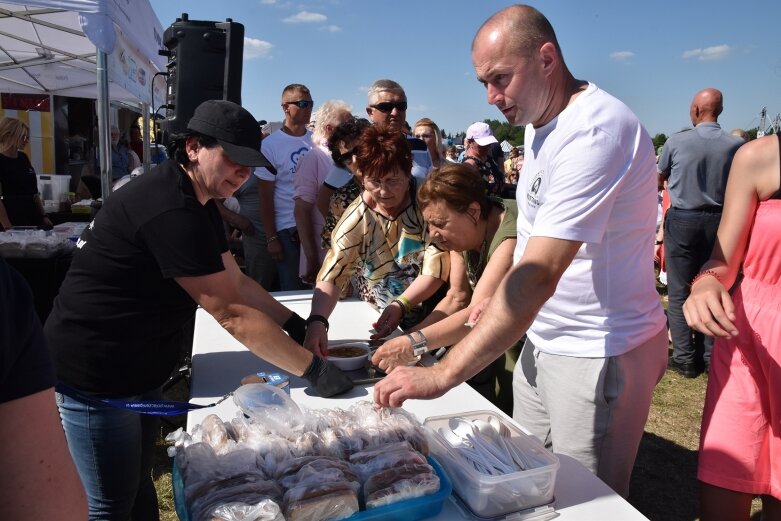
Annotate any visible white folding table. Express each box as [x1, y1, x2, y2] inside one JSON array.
[[186, 290, 649, 520]]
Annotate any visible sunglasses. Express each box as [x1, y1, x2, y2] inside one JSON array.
[[370, 101, 408, 113], [415, 133, 434, 139], [283, 100, 314, 109], [337, 146, 359, 166]]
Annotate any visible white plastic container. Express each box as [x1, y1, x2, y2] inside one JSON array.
[[424, 411, 559, 519], [37, 174, 71, 207]]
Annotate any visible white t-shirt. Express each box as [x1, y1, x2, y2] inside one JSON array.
[[515, 83, 665, 357], [255, 129, 313, 231], [293, 144, 331, 276]]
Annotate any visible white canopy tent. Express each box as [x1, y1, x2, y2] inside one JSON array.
[[0, 0, 167, 199]]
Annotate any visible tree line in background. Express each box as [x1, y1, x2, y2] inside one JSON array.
[[442, 119, 773, 150], [443, 119, 526, 146], [443, 122, 770, 148]]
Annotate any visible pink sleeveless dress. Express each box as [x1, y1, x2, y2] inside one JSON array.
[[698, 190, 781, 498]]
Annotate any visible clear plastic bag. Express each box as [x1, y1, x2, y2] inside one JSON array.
[[232, 383, 305, 435], [210, 499, 284, 521]]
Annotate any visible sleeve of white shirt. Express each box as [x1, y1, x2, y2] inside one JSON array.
[[531, 129, 629, 244], [255, 139, 276, 180]]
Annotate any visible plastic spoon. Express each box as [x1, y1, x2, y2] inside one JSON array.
[[487, 415, 537, 469], [449, 418, 516, 474], [472, 419, 525, 471], [438, 427, 496, 475]]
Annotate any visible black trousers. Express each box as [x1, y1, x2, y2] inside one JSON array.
[[663, 207, 722, 366]]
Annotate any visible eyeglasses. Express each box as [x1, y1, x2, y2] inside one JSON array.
[[363, 175, 407, 191], [337, 146, 359, 166], [370, 101, 408, 113], [415, 133, 434, 139], [282, 100, 314, 109], [20, 134, 29, 143]]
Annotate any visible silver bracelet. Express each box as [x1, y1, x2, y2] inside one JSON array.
[[406, 330, 429, 357]]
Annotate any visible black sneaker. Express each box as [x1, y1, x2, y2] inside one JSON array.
[[667, 358, 700, 378]]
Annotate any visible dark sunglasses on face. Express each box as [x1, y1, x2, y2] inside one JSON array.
[[337, 146, 359, 166], [283, 100, 314, 109], [415, 133, 434, 139], [370, 101, 408, 113]]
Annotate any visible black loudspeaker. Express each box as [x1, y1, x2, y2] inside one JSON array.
[[159, 14, 244, 144]]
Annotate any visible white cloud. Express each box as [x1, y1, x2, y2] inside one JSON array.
[[610, 51, 634, 63], [244, 37, 273, 59], [283, 11, 327, 23], [319, 24, 341, 32], [260, 0, 276, 4], [681, 44, 731, 61]]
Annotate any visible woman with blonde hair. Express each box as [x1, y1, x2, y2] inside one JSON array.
[[0, 117, 51, 230], [414, 117, 446, 168]]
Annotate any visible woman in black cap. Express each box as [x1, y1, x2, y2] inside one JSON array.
[[44, 100, 352, 520]]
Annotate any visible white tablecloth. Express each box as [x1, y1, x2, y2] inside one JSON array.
[[187, 290, 649, 520]]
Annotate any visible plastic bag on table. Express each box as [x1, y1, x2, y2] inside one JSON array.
[[210, 499, 284, 521], [271, 455, 356, 482], [350, 442, 427, 479], [278, 462, 359, 490], [363, 463, 440, 509], [318, 426, 370, 459], [282, 479, 360, 521], [233, 383, 305, 435], [190, 477, 282, 521]]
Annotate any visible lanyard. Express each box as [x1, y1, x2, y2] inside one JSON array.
[[55, 382, 232, 416]]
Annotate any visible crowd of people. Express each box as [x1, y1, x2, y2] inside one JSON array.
[[2, 3, 778, 521]]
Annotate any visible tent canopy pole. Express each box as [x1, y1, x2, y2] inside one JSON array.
[[96, 49, 111, 200]]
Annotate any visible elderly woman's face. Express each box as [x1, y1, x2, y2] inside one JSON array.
[[423, 200, 480, 252], [362, 168, 408, 213]]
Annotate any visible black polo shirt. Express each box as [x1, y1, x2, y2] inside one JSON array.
[[45, 160, 228, 397]]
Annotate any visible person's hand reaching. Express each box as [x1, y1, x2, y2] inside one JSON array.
[[370, 301, 403, 339]]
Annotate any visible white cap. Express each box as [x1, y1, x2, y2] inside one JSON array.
[[465, 122, 498, 146]]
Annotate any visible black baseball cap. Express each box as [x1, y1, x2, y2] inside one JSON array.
[[187, 100, 272, 168]]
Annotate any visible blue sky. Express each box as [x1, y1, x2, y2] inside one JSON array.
[[149, 0, 781, 139]]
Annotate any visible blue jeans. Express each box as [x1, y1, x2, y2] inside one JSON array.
[[276, 227, 304, 291], [664, 207, 722, 367], [56, 389, 161, 521]]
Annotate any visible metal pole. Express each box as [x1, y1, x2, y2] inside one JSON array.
[[96, 49, 112, 200], [141, 102, 151, 174]]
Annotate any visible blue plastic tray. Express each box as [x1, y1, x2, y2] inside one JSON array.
[[174, 454, 452, 521]]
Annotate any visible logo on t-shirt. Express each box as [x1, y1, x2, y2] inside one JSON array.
[[527, 170, 543, 208], [289, 147, 309, 175]]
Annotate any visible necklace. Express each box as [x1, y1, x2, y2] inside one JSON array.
[[465, 225, 489, 290]]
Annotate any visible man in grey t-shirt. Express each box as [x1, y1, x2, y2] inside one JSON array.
[[657, 88, 743, 377]]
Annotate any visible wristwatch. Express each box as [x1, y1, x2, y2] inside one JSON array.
[[406, 330, 429, 357]]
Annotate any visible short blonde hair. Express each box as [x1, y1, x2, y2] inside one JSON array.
[[0, 117, 29, 150]]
